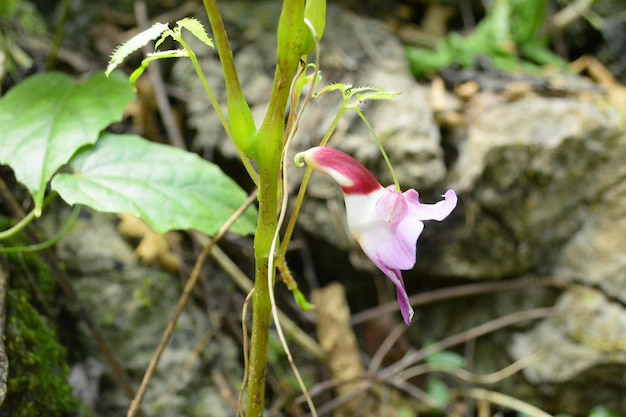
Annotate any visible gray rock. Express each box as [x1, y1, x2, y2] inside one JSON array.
[[427, 94, 625, 279], [52, 209, 238, 416], [428, 91, 626, 413], [69, 357, 104, 409], [54, 212, 137, 274], [508, 285, 626, 413]]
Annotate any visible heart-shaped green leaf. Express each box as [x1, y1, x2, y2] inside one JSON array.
[[0, 71, 135, 215], [51, 133, 257, 236]]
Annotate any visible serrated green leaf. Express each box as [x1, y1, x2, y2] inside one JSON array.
[[354, 89, 400, 104], [106, 22, 170, 75], [0, 71, 135, 215], [313, 82, 351, 98], [51, 133, 257, 236], [176, 18, 213, 48]]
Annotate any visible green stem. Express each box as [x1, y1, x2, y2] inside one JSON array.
[[0, 205, 81, 253], [245, 0, 305, 414], [354, 107, 402, 192], [178, 36, 259, 186], [203, 0, 257, 159], [0, 191, 59, 241], [0, 208, 37, 240], [246, 166, 278, 416]]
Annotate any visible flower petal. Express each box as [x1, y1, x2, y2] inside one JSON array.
[[344, 191, 384, 239], [404, 189, 457, 221], [354, 217, 421, 272], [391, 215, 425, 268], [297, 147, 382, 194], [375, 189, 407, 223], [378, 266, 414, 325]]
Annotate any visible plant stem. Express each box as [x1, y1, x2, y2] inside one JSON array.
[[245, 0, 305, 413], [245, 59, 292, 414], [246, 168, 278, 416], [203, 0, 257, 159], [354, 107, 402, 192]]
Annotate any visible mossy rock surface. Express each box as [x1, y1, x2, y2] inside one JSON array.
[[1, 289, 79, 417]]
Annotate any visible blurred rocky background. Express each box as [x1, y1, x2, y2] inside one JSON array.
[[1, 0, 626, 416]]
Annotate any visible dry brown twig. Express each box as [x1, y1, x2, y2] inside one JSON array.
[[396, 349, 545, 384], [380, 307, 563, 380], [236, 289, 255, 417], [459, 388, 553, 417], [351, 276, 570, 325], [300, 307, 566, 417]]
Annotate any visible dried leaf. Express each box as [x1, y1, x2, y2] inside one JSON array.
[[117, 214, 181, 271]]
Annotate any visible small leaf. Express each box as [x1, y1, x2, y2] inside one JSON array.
[[313, 82, 351, 98], [304, 0, 326, 40], [425, 350, 466, 369], [426, 378, 449, 409], [106, 22, 170, 75], [129, 49, 188, 86], [0, 71, 135, 215], [292, 288, 315, 311], [354, 88, 400, 104], [176, 18, 213, 48], [51, 133, 257, 236], [395, 405, 416, 417], [588, 406, 623, 417], [117, 214, 181, 271]]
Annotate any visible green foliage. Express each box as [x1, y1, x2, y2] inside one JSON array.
[[304, 0, 326, 39], [167, 18, 214, 49], [395, 405, 416, 417], [2, 290, 79, 417], [128, 49, 188, 88], [124, 19, 215, 87], [0, 0, 48, 87], [0, 69, 257, 237], [588, 406, 625, 417], [426, 378, 449, 410], [314, 83, 400, 108], [554, 408, 626, 417], [406, 0, 568, 78], [0, 71, 136, 215], [422, 350, 464, 412], [425, 349, 466, 369], [0, 0, 20, 18], [51, 133, 257, 235], [302, 0, 326, 53], [106, 22, 169, 76], [106, 18, 213, 80]]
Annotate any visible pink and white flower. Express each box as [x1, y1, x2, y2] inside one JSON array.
[[296, 146, 457, 325]]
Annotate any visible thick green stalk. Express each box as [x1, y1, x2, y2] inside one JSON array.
[[245, 0, 305, 415], [246, 165, 278, 416]]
